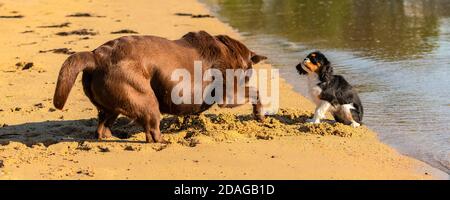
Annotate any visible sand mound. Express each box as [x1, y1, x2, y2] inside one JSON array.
[[163, 108, 372, 145]]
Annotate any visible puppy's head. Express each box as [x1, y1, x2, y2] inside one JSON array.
[[296, 51, 333, 81]]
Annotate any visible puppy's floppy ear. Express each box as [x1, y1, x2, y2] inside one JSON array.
[[317, 52, 330, 67], [319, 63, 333, 82], [251, 54, 267, 64]]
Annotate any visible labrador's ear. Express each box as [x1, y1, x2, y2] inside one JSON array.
[[183, 31, 221, 61], [251, 54, 267, 64]]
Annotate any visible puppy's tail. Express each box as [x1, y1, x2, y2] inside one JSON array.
[[53, 51, 96, 110]]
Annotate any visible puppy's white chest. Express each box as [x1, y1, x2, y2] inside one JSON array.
[[306, 75, 322, 105], [310, 86, 322, 104]]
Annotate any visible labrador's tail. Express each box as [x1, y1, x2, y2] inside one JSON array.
[[53, 51, 96, 109]]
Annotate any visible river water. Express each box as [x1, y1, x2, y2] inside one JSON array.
[[202, 0, 450, 174]]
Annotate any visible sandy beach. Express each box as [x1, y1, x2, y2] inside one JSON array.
[[0, 0, 446, 180]]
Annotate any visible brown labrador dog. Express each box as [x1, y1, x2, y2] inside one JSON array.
[[53, 31, 267, 143]]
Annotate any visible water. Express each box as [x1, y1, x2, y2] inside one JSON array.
[[202, 0, 450, 174]]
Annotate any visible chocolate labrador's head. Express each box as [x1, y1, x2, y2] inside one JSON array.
[[215, 34, 267, 70], [182, 31, 267, 71]]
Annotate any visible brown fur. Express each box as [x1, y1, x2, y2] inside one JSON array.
[[53, 31, 267, 143]]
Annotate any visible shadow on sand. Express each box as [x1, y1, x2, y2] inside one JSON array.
[[0, 117, 143, 146]]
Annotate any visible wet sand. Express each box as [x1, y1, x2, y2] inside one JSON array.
[[0, 0, 446, 179]]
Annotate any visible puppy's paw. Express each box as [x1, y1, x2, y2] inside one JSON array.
[[306, 118, 320, 124], [350, 122, 361, 128]]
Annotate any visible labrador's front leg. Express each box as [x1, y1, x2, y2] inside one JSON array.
[[247, 86, 265, 122]]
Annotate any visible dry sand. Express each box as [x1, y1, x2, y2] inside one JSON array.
[[0, 0, 446, 180]]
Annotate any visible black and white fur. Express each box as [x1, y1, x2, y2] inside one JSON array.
[[296, 51, 363, 127]]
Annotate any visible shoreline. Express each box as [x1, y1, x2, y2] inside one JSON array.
[[0, 0, 447, 179]]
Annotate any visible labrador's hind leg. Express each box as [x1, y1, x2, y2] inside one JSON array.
[[96, 110, 119, 139], [132, 90, 168, 143]]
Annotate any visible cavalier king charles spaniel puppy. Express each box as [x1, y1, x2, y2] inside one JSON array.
[[296, 51, 363, 127]]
